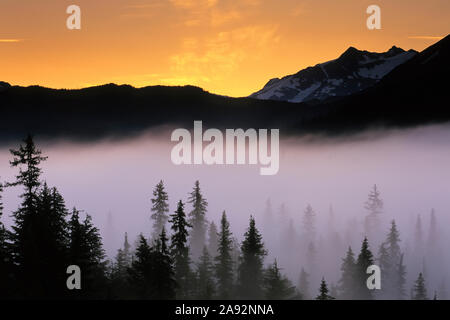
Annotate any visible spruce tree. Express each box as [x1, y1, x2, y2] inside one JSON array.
[[188, 180, 208, 261], [207, 221, 218, 257], [412, 273, 428, 300], [33, 184, 69, 297], [150, 180, 169, 240], [215, 211, 234, 299], [364, 184, 383, 239], [237, 215, 267, 299], [152, 227, 176, 299], [298, 267, 310, 300], [302, 204, 316, 241], [170, 200, 193, 298], [68, 208, 107, 298], [196, 246, 215, 299], [0, 179, 14, 298], [128, 234, 154, 299], [380, 220, 406, 299], [263, 260, 296, 299], [356, 237, 374, 299], [316, 278, 334, 300], [110, 233, 133, 298], [7, 135, 48, 297], [338, 246, 357, 299]]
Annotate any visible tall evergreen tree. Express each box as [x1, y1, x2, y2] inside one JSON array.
[[355, 237, 374, 299], [207, 221, 219, 257], [7, 135, 48, 297], [68, 208, 107, 298], [170, 200, 193, 299], [237, 215, 267, 299], [215, 211, 234, 299], [302, 204, 316, 241], [364, 184, 383, 239], [188, 180, 208, 261], [379, 220, 406, 299], [153, 227, 177, 299], [150, 180, 169, 240], [316, 278, 334, 300], [264, 260, 297, 299], [33, 184, 69, 297], [298, 267, 310, 300], [196, 246, 216, 299], [414, 214, 423, 253], [109, 232, 133, 298], [0, 179, 14, 298], [128, 234, 153, 298], [412, 273, 428, 300], [338, 246, 357, 300]]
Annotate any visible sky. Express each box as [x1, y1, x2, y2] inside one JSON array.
[[0, 0, 449, 97]]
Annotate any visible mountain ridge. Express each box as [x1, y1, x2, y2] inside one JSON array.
[[250, 46, 418, 103]]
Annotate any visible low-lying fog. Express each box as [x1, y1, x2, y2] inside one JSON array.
[[1, 123, 450, 297]]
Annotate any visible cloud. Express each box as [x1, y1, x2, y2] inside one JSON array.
[[0, 39, 22, 43], [167, 25, 279, 86], [408, 36, 444, 40]]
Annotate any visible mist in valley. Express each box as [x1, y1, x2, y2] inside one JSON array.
[[1, 124, 450, 299]]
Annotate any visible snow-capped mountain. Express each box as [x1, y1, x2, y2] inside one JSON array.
[[251, 46, 417, 103]]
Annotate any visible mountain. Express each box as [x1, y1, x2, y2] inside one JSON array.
[[250, 46, 417, 103], [0, 35, 448, 143]]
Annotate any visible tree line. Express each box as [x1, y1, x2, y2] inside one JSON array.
[[0, 136, 437, 300]]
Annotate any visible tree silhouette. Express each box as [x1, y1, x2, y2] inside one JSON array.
[[298, 267, 310, 300], [316, 278, 334, 300], [237, 215, 266, 299], [263, 260, 297, 299], [215, 211, 234, 299], [338, 246, 356, 299], [150, 180, 169, 240], [188, 181, 208, 261], [356, 237, 374, 299], [170, 200, 193, 299], [412, 273, 428, 300], [196, 246, 215, 299], [68, 208, 107, 299], [207, 221, 219, 258]]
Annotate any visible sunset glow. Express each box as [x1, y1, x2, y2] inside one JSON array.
[[0, 0, 448, 96]]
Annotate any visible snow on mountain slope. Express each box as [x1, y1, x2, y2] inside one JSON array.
[[251, 46, 417, 103]]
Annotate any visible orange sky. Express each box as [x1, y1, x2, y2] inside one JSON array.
[[0, 0, 448, 97]]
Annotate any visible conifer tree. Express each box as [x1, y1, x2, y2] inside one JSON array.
[[68, 208, 107, 298], [196, 246, 215, 299], [263, 260, 297, 299], [338, 246, 357, 299], [316, 278, 334, 300], [33, 184, 69, 297], [237, 215, 267, 299], [412, 273, 428, 300], [150, 180, 169, 240], [128, 234, 154, 299], [7, 135, 48, 296], [0, 179, 14, 297], [356, 237, 374, 299], [110, 233, 133, 298], [207, 221, 218, 257], [396, 254, 407, 300], [298, 267, 310, 300], [170, 200, 193, 299], [215, 211, 234, 299], [188, 180, 208, 261], [302, 204, 316, 241], [379, 220, 406, 299], [414, 214, 423, 253], [153, 227, 177, 299], [364, 184, 383, 239]]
